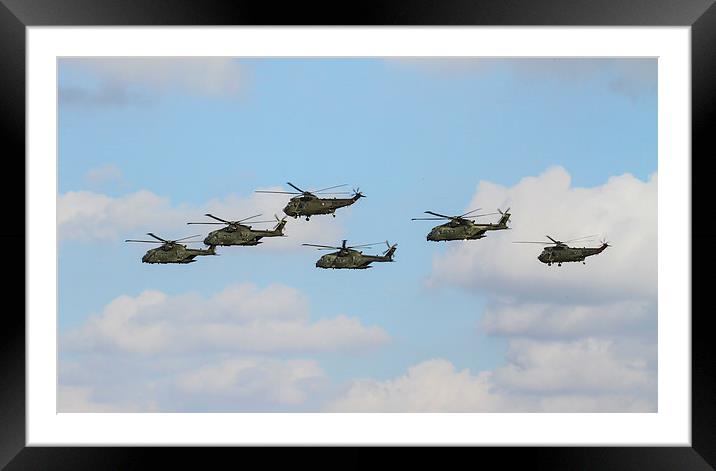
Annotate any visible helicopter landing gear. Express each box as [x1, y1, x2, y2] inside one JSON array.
[[547, 263, 552, 266], [332, 213, 336, 218], [558, 263, 562, 267], [582, 261, 586, 265], [306, 217, 310, 221]]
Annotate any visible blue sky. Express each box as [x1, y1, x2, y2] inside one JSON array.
[[58, 58, 657, 412]]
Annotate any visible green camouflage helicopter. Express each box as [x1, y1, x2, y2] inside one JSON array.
[[411, 208, 511, 241], [255, 182, 364, 221], [514, 235, 610, 266], [302, 240, 397, 269], [125, 233, 217, 264], [187, 213, 288, 247]]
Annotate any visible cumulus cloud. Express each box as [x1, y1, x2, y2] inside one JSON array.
[[64, 282, 389, 354], [60, 281, 388, 411], [84, 163, 124, 187], [176, 357, 326, 405], [58, 385, 144, 413], [492, 338, 655, 395], [59, 84, 155, 107], [58, 188, 344, 248], [328, 168, 657, 412], [327, 344, 655, 413], [428, 166, 657, 303], [390, 58, 656, 99], [59, 355, 328, 412], [59, 57, 248, 106], [325, 359, 511, 412], [482, 300, 655, 339]]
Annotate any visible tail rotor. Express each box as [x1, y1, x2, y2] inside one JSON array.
[[383, 240, 398, 260], [498, 207, 512, 227]]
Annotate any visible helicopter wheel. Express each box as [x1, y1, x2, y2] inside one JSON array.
[[582, 261, 586, 265], [547, 263, 551, 266], [332, 213, 336, 218], [306, 217, 310, 221], [558, 263, 562, 267]]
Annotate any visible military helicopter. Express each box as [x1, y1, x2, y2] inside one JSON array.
[[513, 235, 610, 267], [187, 213, 288, 247], [255, 182, 364, 221], [411, 208, 511, 241], [302, 240, 397, 269], [125, 233, 217, 264]]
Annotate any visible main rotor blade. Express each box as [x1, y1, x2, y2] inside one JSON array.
[[563, 234, 600, 243], [147, 233, 170, 243], [205, 213, 231, 223], [237, 214, 263, 223], [187, 222, 225, 225], [347, 242, 384, 249], [313, 192, 351, 195], [458, 208, 483, 218], [513, 241, 553, 244], [466, 211, 501, 219], [424, 211, 452, 219], [241, 220, 276, 225], [125, 239, 162, 243], [287, 182, 307, 193], [254, 190, 301, 195], [312, 184, 348, 193], [546, 235, 561, 244], [302, 243, 341, 249], [411, 217, 445, 221], [173, 234, 202, 242]]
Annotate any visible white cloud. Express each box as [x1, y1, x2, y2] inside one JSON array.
[[60, 58, 247, 104], [326, 346, 655, 413], [329, 166, 658, 413], [176, 357, 326, 405], [428, 167, 657, 304], [84, 163, 124, 187], [325, 359, 511, 412], [482, 300, 654, 339], [389, 58, 656, 99], [60, 281, 386, 411], [492, 338, 655, 395], [59, 355, 328, 412], [64, 282, 389, 354], [58, 385, 145, 412], [58, 188, 344, 248]]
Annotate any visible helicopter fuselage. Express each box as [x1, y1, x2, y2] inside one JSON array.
[[141, 244, 216, 264], [315, 249, 394, 269], [203, 221, 287, 246], [538, 244, 608, 266], [427, 221, 507, 241], [284, 194, 361, 219]]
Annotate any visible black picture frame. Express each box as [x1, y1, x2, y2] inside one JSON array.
[[3, 0, 713, 468]]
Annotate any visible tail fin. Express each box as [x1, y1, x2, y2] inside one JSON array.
[[383, 241, 397, 261], [497, 208, 511, 227], [273, 214, 288, 235], [208, 245, 217, 255]]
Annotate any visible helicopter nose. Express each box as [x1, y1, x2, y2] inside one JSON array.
[[203, 236, 214, 245], [142, 254, 150, 263]]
